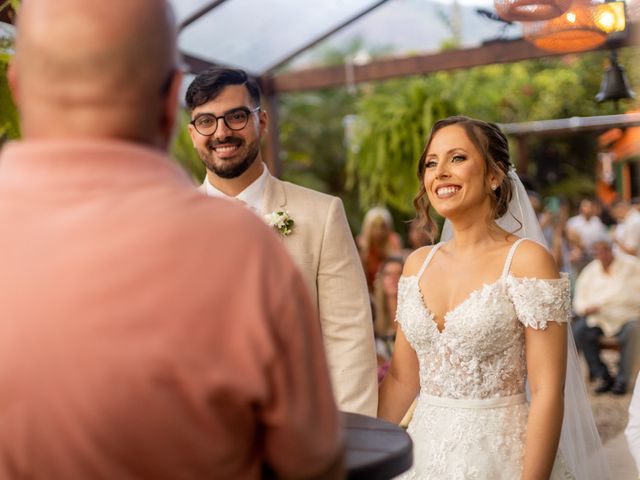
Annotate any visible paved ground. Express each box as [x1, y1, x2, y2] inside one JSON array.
[[592, 388, 637, 479], [605, 430, 637, 479], [591, 350, 637, 479]]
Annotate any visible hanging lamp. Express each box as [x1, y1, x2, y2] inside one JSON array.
[[494, 0, 571, 22], [593, 1, 626, 34], [522, 0, 609, 53]]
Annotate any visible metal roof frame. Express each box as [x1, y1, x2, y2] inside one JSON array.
[[4, 1, 638, 175], [268, 30, 638, 93], [178, 0, 231, 31], [180, 0, 392, 77], [264, 0, 390, 74], [174, 0, 638, 94]]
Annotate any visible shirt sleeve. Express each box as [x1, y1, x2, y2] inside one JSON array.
[[316, 196, 378, 416], [507, 273, 571, 330], [572, 264, 592, 316], [262, 262, 343, 478], [622, 219, 640, 254]]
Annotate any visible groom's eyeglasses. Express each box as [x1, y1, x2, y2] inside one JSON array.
[[190, 106, 260, 136]]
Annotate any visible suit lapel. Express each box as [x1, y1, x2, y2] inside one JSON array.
[[262, 173, 288, 214]]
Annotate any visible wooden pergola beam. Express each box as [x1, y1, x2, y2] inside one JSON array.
[[500, 113, 640, 137], [270, 24, 639, 93]]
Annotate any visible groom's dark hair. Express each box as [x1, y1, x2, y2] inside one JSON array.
[[185, 67, 262, 110]]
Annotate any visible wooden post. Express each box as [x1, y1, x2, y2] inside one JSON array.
[[260, 77, 282, 178], [515, 136, 529, 176]]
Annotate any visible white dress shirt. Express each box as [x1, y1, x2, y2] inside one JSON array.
[[573, 254, 640, 336], [567, 214, 608, 250], [203, 163, 268, 215], [615, 209, 640, 257]]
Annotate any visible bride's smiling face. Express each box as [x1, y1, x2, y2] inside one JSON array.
[[423, 125, 497, 220]]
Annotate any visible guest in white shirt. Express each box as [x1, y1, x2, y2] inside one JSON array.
[[612, 199, 640, 257], [573, 238, 640, 394], [567, 198, 608, 249], [626, 372, 640, 477]]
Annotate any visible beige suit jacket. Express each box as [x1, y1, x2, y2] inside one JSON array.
[[200, 173, 378, 415]]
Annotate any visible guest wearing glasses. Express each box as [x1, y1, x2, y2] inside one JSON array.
[[186, 67, 378, 416]]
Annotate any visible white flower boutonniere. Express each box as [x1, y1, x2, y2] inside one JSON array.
[[264, 210, 295, 236]]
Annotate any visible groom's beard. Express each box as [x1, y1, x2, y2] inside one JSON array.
[[198, 136, 260, 179]]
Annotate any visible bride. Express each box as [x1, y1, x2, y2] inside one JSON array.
[[378, 116, 609, 479]]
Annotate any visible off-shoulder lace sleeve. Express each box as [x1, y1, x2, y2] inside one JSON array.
[[506, 273, 571, 330]]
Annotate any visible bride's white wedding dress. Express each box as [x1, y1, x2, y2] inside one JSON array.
[[396, 239, 574, 479]]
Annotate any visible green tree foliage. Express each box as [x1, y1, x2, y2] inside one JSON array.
[[0, 63, 19, 141], [278, 87, 363, 225], [0, 0, 19, 143], [345, 79, 454, 214], [170, 109, 206, 184], [347, 47, 639, 212], [276, 37, 394, 229]]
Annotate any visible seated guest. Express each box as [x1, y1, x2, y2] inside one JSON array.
[[567, 197, 608, 273], [539, 196, 573, 275], [612, 199, 640, 257], [403, 218, 432, 258], [357, 206, 403, 291], [573, 238, 640, 395], [373, 256, 404, 380], [0, 1, 342, 479]]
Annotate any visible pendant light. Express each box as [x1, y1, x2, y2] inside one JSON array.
[[522, 0, 608, 53], [494, 0, 571, 22]]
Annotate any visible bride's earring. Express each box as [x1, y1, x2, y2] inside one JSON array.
[[491, 184, 498, 191]]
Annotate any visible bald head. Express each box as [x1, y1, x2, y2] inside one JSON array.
[[10, 0, 180, 146]]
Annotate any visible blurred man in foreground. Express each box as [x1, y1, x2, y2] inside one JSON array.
[[0, 1, 342, 478]]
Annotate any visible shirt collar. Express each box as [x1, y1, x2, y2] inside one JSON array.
[[204, 163, 268, 214]]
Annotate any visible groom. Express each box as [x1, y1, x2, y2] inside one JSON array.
[[185, 67, 378, 416]]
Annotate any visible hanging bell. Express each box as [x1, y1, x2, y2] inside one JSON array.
[[595, 51, 636, 102]]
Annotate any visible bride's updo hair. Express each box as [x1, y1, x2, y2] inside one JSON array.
[[413, 116, 514, 241]]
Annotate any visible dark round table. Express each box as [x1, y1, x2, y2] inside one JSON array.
[[341, 412, 413, 480]]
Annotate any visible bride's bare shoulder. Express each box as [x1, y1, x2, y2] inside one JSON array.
[[509, 239, 560, 280], [403, 245, 437, 276]]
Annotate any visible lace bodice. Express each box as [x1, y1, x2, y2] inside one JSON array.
[[396, 240, 571, 399]]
